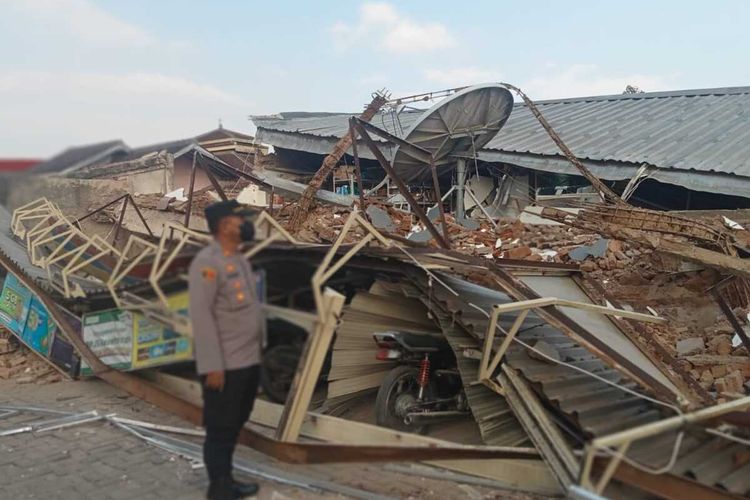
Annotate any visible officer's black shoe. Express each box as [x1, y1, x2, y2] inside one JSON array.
[[232, 479, 259, 498], [207, 477, 236, 500]]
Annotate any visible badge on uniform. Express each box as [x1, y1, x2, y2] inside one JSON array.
[[202, 267, 217, 281]]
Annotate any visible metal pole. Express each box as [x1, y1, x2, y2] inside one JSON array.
[[456, 158, 467, 220], [465, 186, 498, 229], [199, 155, 229, 201], [349, 120, 368, 215], [112, 195, 128, 245], [354, 123, 450, 249], [593, 395, 750, 448], [128, 195, 155, 238], [184, 152, 198, 228], [74, 194, 128, 224], [429, 157, 450, 247]]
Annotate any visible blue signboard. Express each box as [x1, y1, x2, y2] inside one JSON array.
[[0, 273, 33, 335], [22, 297, 54, 356]]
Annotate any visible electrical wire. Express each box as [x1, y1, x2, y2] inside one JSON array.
[[705, 427, 750, 447]]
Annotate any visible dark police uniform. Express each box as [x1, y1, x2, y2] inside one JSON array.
[[188, 227, 262, 496]]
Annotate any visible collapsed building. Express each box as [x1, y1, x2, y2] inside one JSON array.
[[253, 86, 750, 212], [2, 83, 750, 499]]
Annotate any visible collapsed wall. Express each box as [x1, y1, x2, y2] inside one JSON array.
[[5, 153, 175, 217]]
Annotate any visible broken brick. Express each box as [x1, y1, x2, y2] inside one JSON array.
[[725, 370, 745, 394], [708, 334, 733, 356], [699, 369, 714, 389], [504, 246, 531, 259], [711, 364, 728, 378]]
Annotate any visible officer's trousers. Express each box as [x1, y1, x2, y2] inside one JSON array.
[[201, 365, 260, 484]]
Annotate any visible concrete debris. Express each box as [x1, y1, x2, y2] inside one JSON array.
[[568, 238, 609, 261], [366, 205, 396, 233], [426, 205, 441, 221], [156, 196, 174, 211], [408, 228, 436, 243], [723, 216, 745, 230], [715, 369, 745, 395], [455, 217, 480, 230], [676, 337, 705, 356], [164, 187, 188, 202]]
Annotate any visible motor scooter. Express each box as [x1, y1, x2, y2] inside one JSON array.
[[373, 330, 469, 432]]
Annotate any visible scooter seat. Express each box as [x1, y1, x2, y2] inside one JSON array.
[[395, 332, 448, 352]]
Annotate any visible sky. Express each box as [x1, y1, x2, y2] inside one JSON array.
[[1, 0, 748, 157]]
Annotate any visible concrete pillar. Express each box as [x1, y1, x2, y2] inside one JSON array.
[[456, 158, 467, 220]]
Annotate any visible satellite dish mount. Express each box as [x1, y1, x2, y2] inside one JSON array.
[[349, 84, 515, 248]]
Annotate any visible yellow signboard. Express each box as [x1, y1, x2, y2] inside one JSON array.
[[131, 292, 192, 369]]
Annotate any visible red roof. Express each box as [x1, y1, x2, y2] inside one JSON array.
[[0, 159, 41, 172]]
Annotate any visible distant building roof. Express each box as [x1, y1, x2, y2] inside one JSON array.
[[196, 127, 254, 143], [253, 86, 750, 197], [30, 140, 129, 175], [29, 127, 255, 176], [0, 159, 41, 172], [122, 138, 197, 161]]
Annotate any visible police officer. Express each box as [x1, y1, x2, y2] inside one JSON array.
[[188, 200, 262, 500]]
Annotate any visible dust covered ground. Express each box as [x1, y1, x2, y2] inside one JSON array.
[[0, 378, 545, 500]]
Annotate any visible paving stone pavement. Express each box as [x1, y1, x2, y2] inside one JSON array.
[[0, 379, 528, 500], [0, 379, 356, 500]]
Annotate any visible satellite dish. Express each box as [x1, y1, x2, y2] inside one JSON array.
[[391, 83, 514, 184]]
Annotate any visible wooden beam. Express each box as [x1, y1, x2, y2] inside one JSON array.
[[349, 120, 368, 214], [276, 288, 346, 441], [184, 152, 198, 228], [288, 93, 386, 232]]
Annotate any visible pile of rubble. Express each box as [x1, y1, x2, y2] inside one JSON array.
[[280, 202, 667, 274], [0, 328, 63, 385], [273, 202, 750, 402]]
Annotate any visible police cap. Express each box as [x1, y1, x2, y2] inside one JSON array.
[[204, 200, 257, 234]]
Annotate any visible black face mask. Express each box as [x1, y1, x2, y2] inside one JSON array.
[[240, 221, 255, 242]]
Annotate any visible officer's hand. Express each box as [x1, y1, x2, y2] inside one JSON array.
[[205, 371, 225, 391]]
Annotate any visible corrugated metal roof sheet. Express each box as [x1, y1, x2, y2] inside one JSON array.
[[253, 86, 750, 179], [411, 272, 660, 437], [405, 271, 750, 495]]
